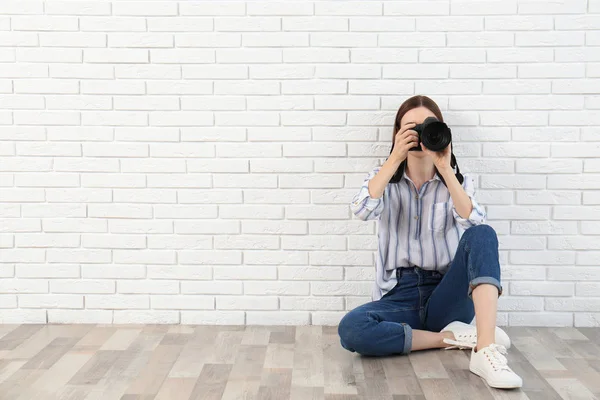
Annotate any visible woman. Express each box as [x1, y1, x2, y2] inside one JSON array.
[[337, 95, 522, 389]]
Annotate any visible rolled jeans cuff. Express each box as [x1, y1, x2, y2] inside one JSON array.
[[468, 276, 503, 299], [402, 322, 412, 354]]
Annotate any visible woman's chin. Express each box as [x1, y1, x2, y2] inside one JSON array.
[[409, 151, 427, 159]]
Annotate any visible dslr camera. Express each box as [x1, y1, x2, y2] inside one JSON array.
[[408, 116, 452, 152]]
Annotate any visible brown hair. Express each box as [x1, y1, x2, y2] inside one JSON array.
[[388, 95, 463, 186]]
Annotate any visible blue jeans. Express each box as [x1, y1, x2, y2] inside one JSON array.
[[338, 224, 502, 356]]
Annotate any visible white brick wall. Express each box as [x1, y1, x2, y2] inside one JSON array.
[[0, 0, 599, 327]]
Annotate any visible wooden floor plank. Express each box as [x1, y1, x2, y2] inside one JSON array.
[[154, 377, 196, 400]]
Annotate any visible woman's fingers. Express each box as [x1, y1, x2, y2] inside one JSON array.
[[402, 132, 419, 144], [398, 122, 416, 136], [396, 133, 415, 148], [403, 138, 419, 150], [400, 129, 417, 140]]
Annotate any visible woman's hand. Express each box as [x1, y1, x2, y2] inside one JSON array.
[[390, 122, 419, 164], [421, 142, 452, 171]]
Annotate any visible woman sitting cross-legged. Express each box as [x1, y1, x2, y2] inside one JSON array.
[[338, 95, 522, 390]]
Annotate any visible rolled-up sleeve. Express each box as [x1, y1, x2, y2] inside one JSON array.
[[452, 173, 486, 228], [350, 166, 385, 221]]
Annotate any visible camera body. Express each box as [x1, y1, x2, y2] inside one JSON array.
[[408, 116, 452, 152]]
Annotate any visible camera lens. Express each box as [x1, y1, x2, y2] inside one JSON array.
[[421, 117, 451, 152]]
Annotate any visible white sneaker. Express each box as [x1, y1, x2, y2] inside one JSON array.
[[470, 344, 523, 389], [441, 321, 511, 350]]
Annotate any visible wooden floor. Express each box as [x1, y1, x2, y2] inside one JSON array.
[[0, 325, 599, 400]]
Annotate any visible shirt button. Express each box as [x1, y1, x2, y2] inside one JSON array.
[[414, 216, 419, 220], [415, 195, 418, 200]]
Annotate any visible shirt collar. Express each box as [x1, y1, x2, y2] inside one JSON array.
[[402, 169, 442, 183]]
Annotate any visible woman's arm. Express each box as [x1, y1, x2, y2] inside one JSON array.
[[439, 168, 487, 227], [367, 157, 402, 199], [350, 157, 401, 221], [421, 143, 486, 227]]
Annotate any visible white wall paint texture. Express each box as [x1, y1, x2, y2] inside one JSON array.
[[0, 0, 599, 326]]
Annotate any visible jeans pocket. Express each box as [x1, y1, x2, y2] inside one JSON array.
[[381, 283, 400, 299]]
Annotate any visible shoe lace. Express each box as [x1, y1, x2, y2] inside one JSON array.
[[485, 344, 511, 372], [442, 332, 477, 350], [442, 338, 474, 350]]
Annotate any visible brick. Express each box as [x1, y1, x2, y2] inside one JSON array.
[[19, 294, 83, 309], [575, 313, 600, 327], [216, 296, 277, 310], [180, 2, 244, 16], [549, 175, 600, 190], [510, 251, 575, 265], [516, 159, 581, 174], [0, 279, 48, 293], [181, 311, 244, 325], [281, 296, 343, 311], [510, 282, 574, 296], [509, 313, 573, 327], [48, 310, 111, 324], [246, 311, 310, 325], [486, 16, 552, 30], [283, 17, 347, 31], [50, 279, 114, 294], [516, 32, 583, 46], [498, 297, 543, 311], [87, 295, 149, 309], [350, 17, 415, 32], [518, 0, 586, 14], [113, 311, 178, 324], [113, 2, 177, 16], [385, 1, 449, 15], [217, 49, 281, 63], [248, 2, 312, 16], [245, 281, 309, 295], [213, 266, 275, 280], [81, 16, 145, 31], [244, 251, 308, 265], [517, 190, 581, 204], [152, 295, 213, 310], [481, 175, 546, 189], [380, 33, 445, 48], [283, 48, 349, 63], [117, 280, 178, 294], [583, 191, 600, 205]]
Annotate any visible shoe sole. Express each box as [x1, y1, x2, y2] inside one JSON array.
[[469, 366, 522, 389]]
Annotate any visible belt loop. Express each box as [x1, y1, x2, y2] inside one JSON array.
[[396, 267, 402, 280]]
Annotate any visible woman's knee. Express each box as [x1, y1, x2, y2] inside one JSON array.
[[338, 309, 381, 354], [460, 225, 499, 254], [338, 309, 413, 356], [463, 224, 497, 243], [338, 311, 363, 350]]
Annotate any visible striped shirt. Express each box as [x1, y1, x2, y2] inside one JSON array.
[[350, 166, 487, 301]]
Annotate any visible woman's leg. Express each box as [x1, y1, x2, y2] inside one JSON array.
[[411, 329, 455, 351], [472, 283, 498, 349], [423, 224, 502, 346], [338, 269, 425, 356], [337, 297, 420, 356], [339, 267, 459, 355], [422, 225, 522, 388], [338, 299, 454, 354]]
